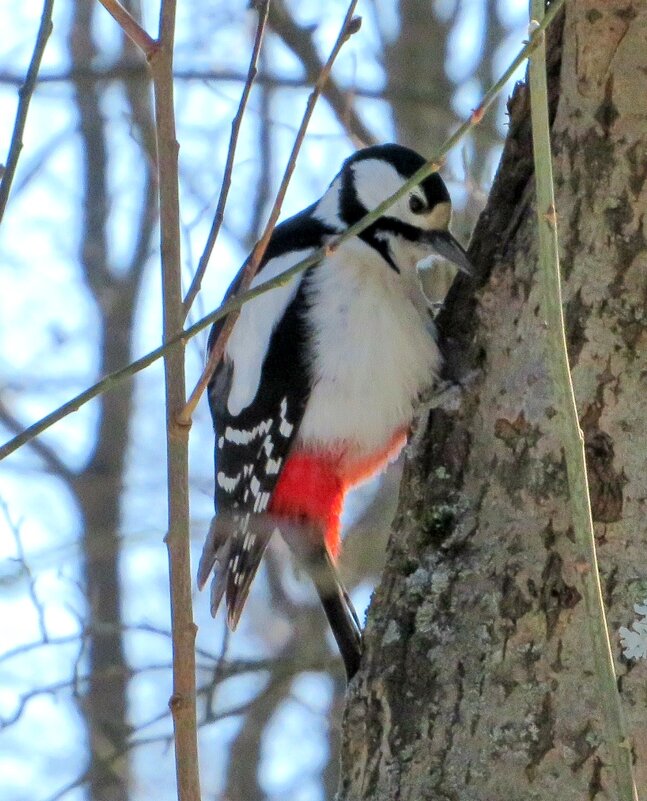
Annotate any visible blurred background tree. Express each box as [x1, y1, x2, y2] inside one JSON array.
[[5, 2, 631, 801]]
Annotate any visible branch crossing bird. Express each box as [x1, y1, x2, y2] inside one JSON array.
[[197, 144, 472, 679]]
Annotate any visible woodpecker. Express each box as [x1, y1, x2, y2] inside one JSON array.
[[198, 143, 472, 679]]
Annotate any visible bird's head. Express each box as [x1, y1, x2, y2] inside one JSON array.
[[315, 143, 472, 276]]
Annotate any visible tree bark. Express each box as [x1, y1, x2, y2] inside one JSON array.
[[339, 4, 646, 800]]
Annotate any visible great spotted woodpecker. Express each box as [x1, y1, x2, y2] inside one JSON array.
[[198, 144, 472, 679]]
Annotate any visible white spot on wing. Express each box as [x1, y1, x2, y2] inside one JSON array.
[[242, 531, 256, 551], [217, 471, 241, 493], [278, 396, 294, 437], [279, 419, 293, 437], [250, 476, 261, 497], [265, 456, 283, 475], [253, 490, 271, 513], [224, 420, 272, 445]]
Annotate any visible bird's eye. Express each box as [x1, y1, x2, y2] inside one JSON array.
[[409, 195, 425, 214]]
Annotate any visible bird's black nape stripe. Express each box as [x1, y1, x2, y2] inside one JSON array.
[[339, 162, 367, 228], [347, 143, 426, 184]]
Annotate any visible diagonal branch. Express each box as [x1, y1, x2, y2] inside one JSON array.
[[177, 3, 362, 426], [0, 0, 565, 463], [0, 398, 74, 480], [95, 0, 157, 55], [0, 0, 54, 225], [267, 0, 377, 146], [181, 0, 270, 318]]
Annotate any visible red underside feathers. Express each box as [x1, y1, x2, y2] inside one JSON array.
[[268, 428, 408, 558]]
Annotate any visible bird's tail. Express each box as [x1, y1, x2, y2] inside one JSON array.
[[198, 513, 362, 679], [197, 512, 276, 629], [278, 518, 362, 681]]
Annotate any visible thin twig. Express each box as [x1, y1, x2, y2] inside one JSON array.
[[0, 397, 74, 479], [266, 0, 376, 146], [0, 500, 49, 644], [147, 0, 201, 798], [95, 0, 157, 55], [177, 3, 362, 425], [0, 0, 564, 463], [182, 0, 270, 318], [0, 0, 54, 225], [528, 4, 637, 800]]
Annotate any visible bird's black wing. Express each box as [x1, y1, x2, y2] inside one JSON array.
[[197, 207, 334, 627]]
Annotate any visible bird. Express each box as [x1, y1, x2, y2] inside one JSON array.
[[197, 143, 472, 680]]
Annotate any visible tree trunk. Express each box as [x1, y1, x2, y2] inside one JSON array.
[[383, 0, 454, 152], [339, 4, 646, 800], [68, 2, 154, 797]]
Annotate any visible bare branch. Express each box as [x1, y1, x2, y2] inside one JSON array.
[[182, 0, 270, 317], [0, 0, 54, 224], [0, 398, 74, 479], [95, 0, 157, 55], [120, 28, 159, 284], [0, 500, 49, 643], [148, 0, 201, 797], [267, 0, 376, 146]]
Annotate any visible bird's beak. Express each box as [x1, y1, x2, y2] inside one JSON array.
[[426, 230, 473, 275]]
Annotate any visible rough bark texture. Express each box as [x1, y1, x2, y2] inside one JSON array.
[[339, 4, 647, 800]]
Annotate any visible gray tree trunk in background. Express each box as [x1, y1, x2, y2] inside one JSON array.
[[383, 0, 454, 152], [339, 4, 646, 799], [68, 2, 155, 797]]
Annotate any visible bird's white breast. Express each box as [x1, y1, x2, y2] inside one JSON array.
[[297, 238, 441, 456]]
